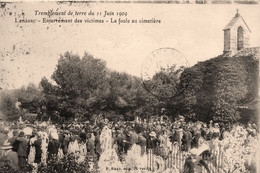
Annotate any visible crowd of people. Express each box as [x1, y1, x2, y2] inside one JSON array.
[[0, 115, 258, 172]]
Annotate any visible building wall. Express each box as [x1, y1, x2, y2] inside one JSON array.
[[224, 29, 230, 52]]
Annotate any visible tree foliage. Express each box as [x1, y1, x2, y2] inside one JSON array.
[[15, 83, 46, 114], [1, 51, 257, 124], [41, 52, 109, 120], [0, 91, 20, 121], [40, 52, 160, 121], [144, 65, 185, 99], [0, 83, 45, 121], [175, 55, 258, 123]]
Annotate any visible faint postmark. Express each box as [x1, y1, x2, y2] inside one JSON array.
[[141, 48, 189, 99]]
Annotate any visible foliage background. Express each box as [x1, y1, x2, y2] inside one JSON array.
[[0, 52, 258, 124]]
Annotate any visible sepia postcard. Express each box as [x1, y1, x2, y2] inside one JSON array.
[[0, 0, 260, 173]]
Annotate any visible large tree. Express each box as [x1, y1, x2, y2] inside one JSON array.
[[40, 52, 162, 121], [41, 52, 109, 120]]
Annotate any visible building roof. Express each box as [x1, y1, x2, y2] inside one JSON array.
[[223, 10, 251, 32]]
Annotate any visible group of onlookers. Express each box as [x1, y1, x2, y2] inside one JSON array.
[[0, 116, 258, 172]]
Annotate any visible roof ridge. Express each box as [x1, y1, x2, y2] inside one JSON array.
[[223, 13, 251, 32]]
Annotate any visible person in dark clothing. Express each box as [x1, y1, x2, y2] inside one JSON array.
[[182, 128, 192, 152], [147, 131, 160, 154], [192, 132, 201, 148], [183, 156, 195, 173], [62, 133, 71, 155], [137, 132, 147, 156], [27, 129, 37, 163], [12, 138, 20, 153], [8, 129, 19, 147], [115, 129, 126, 159], [174, 128, 183, 146], [86, 133, 95, 155], [135, 123, 144, 134], [123, 128, 138, 152], [79, 130, 87, 143], [34, 133, 42, 164], [58, 132, 64, 145], [48, 132, 60, 161], [27, 129, 37, 158], [128, 129, 139, 148], [201, 128, 207, 139], [17, 131, 28, 170], [123, 130, 131, 153], [94, 131, 101, 160], [1, 141, 19, 171]]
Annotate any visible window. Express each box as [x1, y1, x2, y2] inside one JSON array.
[[224, 30, 230, 50], [237, 26, 244, 50]]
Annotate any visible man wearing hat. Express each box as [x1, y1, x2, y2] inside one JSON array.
[[186, 144, 211, 173], [1, 141, 19, 171], [62, 132, 71, 155], [212, 123, 220, 138], [182, 127, 192, 152], [48, 132, 60, 161], [94, 130, 102, 160], [86, 133, 95, 155], [128, 128, 139, 147], [147, 131, 160, 154], [114, 128, 125, 156], [7, 129, 19, 147], [122, 128, 138, 152], [17, 131, 28, 170]]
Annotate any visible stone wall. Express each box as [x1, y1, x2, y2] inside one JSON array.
[[223, 17, 251, 56]]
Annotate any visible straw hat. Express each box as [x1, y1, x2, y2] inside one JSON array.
[[1, 141, 12, 150], [23, 127, 33, 135], [149, 131, 156, 137], [190, 148, 199, 157], [214, 123, 219, 127], [51, 132, 59, 140], [190, 143, 209, 157]]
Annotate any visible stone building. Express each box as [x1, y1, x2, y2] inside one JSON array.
[[222, 10, 259, 124], [223, 9, 251, 56]]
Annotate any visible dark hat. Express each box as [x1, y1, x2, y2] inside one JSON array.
[[3, 130, 9, 135], [12, 129, 19, 135], [32, 129, 37, 135], [18, 131, 25, 137], [63, 130, 70, 134]]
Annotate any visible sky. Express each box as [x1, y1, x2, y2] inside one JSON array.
[[0, 2, 260, 89]]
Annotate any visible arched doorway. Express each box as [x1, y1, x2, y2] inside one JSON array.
[[237, 26, 244, 50]]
